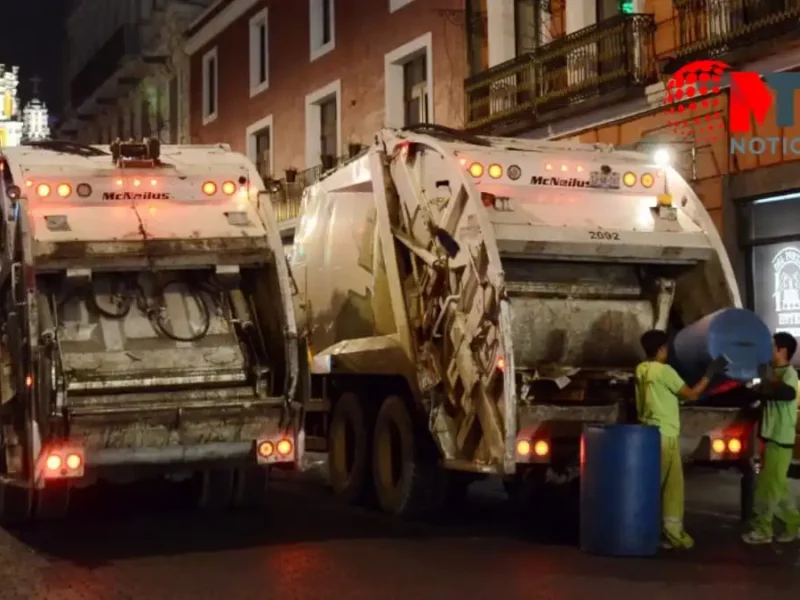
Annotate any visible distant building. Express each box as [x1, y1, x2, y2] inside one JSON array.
[[22, 98, 50, 142], [0, 64, 23, 147]]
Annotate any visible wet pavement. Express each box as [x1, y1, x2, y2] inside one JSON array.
[[0, 466, 798, 599]]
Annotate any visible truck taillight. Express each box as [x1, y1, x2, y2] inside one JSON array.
[[36, 183, 50, 198], [41, 448, 85, 479], [202, 181, 217, 195], [57, 183, 71, 198], [469, 162, 484, 177], [77, 183, 92, 197], [516, 437, 550, 462], [222, 181, 236, 195], [256, 437, 295, 464]]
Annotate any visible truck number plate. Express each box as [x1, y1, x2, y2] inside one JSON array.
[[589, 171, 620, 189], [589, 230, 620, 240]]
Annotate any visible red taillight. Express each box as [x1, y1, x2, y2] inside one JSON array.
[[516, 440, 531, 456], [257, 441, 274, 458], [277, 439, 293, 456], [66, 453, 82, 470], [481, 192, 495, 207], [496, 356, 505, 371], [46, 454, 62, 471], [534, 440, 550, 457]]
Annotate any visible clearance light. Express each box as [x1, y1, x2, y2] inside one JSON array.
[[115, 178, 123, 186], [66, 453, 82, 470], [534, 440, 550, 457], [711, 438, 726, 454], [25, 180, 33, 188], [657, 193, 673, 207], [202, 181, 217, 195], [496, 356, 506, 370], [133, 178, 141, 187], [46, 454, 62, 471], [561, 164, 568, 172], [545, 163, 553, 171], [257, 441, 274, 458], [222, 181, 236, 195], [150, 179, 158, 186], [36, 183, 51, 198], [469, 162, 484, 178], [576, 165, 584, 172], [276, 439, 293, 456], [488, 164, 503, 179], [77, 183, 92, 197], [57, 183, 71, 198], [517, 440, 531, 457], [641, 173, 655, 188], [623, 172, 637, 187], [728, 438, 742, 454], [25, 375, 32, 387]]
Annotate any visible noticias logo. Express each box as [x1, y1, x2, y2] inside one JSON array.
[[663, 60, 800, 156]]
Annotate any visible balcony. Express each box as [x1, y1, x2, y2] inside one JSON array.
[[464, 13, 657, 136], [674, 0, 800, 64]]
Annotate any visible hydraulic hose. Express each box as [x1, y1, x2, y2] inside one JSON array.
[[146, 279, 212, 343]]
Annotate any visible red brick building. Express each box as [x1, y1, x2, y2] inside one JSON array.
[[185, 0, 468, 184]]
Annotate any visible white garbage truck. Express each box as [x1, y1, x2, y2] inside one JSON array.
[[290, 124, 755, 518], [0, 139, 302, 523]]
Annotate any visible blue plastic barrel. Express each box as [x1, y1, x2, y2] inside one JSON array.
[[671, 308, 772, 384], [580, 424, 661, 557]]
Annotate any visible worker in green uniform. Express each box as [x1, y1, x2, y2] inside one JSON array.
[[742, 332, 800, 545], [636, 330, 728, 550]]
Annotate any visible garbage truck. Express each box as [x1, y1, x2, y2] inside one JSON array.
[[289, 124, 756, 518], [0, 139, 302, 523]]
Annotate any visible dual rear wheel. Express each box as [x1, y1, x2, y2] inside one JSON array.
[[328, 391, 459, 518]]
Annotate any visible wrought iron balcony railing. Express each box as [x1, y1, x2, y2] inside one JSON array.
[[464, 13, 657, 134], [674, 0, 800, 61]]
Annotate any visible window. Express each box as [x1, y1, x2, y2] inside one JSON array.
[[247, 115, 274, 182], [249, 8, 269, 97], [319, 97, 337, 161], [384, 34, 433, 128], [403, 54, 427, 126], [309, 0, 335, 61], [304, 80, 341, 169], [202, 47, 218, 125]]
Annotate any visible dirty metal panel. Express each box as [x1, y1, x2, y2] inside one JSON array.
[[57, 273, 247, 392]]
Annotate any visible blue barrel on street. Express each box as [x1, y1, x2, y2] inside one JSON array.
[[670, 308, 772, 385], [580, 424, 661, 557]]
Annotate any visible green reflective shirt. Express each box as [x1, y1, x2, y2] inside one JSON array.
[[761, 365, 799, 447], [635, 361, 687, 437]]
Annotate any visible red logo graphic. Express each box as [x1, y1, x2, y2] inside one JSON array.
[[662, 60, 727, 143]]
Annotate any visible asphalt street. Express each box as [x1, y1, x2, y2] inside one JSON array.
[[0, 465, 798, 599]]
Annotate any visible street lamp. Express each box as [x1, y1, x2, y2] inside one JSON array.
[[653, 147, 672, 167]]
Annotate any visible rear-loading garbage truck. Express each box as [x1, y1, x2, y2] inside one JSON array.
[[289, 124, 754, 518], [0, 139, 301, 523]]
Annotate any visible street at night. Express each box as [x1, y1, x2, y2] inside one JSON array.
[[0, 466, 796, 600]]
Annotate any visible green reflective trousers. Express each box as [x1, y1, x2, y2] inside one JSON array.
[[661, 435, 694, 548], [751, 440, 800, 537]]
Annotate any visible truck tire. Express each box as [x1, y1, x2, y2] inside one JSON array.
[[371, 394, 442, 519], [233, 466, 269, 509], [198, 468, 235, 510], [0, 481, 31, 526], [329, 392, 374, 504], [35, 481, 70, 520]]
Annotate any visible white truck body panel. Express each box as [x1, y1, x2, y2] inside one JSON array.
[[292, 127, 744, 475]]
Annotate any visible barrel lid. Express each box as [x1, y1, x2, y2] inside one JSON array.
[[707, 308, 772, 381]]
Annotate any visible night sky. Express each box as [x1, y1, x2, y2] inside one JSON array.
[[0, 0, 69, 121]]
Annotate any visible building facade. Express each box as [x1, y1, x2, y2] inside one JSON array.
[[58, 0, 214, 144], [22, 98, 50, 142], [185, 0, 469, 232], [464, 0, 800, 349], [0, 65, 23, 147]]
